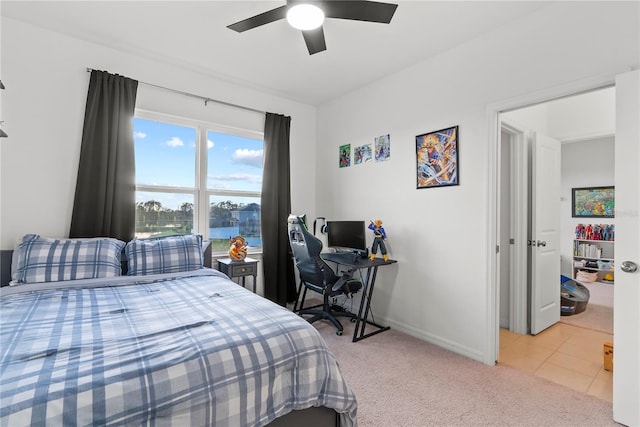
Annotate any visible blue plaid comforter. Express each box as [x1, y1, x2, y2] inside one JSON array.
[[0, 270, 357, 426]]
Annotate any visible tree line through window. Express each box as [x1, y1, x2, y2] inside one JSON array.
[[133, 114, 264, 253]]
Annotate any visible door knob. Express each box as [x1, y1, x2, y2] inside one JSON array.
[[536, 240, 547, 247], [621, 261, 638, 273]]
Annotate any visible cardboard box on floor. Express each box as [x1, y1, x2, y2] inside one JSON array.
[[603, 341, 613, 372]]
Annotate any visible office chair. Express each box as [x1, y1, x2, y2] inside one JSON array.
[[287, 214, 362, 336]]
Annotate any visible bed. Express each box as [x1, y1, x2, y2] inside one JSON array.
[[0, 234, 357, 426]]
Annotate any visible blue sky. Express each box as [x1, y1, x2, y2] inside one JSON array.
[[133, 117, 263, 210]]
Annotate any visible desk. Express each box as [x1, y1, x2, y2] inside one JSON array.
[[322, 252, 397, 342], [217, 257, 258, 292]]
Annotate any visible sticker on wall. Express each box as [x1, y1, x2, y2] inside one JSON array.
[[416, 125, 459, 189], [375, 134, 390, 162], [339, 144, 351, 168], [354, 144, 372, 165]]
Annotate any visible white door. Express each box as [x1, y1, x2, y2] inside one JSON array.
[[530, 132, 561, 335], [613, 69, 639, 427]]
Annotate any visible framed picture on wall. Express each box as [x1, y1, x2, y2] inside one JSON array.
[[571, 186, 615, 218], [416, 126, 459, 189]]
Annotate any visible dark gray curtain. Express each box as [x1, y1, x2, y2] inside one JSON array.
[[261, 113, 296, 306], [70, 70, 138, 241]]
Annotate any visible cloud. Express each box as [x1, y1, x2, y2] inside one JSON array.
[[232, 149, 263, 168], [134, 131, 146, 139], [208, 139, 214, 149], [165, 137, 184, 148]]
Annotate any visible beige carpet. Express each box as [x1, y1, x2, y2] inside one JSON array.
[[315, 320, 615, 426], [560, 281, 613, 335]]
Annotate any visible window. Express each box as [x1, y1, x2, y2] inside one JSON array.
[[133, 112, 264, 254]]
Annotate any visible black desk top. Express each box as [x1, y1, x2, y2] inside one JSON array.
[[322, 252, 397, 269]]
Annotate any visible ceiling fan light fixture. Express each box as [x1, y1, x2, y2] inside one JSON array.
[[286, 4, 324, 30]]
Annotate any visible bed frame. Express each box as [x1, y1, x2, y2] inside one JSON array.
[[1, 250, 12, 287], [268, 406, 339, 426]]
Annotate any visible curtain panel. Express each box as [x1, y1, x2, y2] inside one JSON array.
[[70, 70, 138, 242], [261, 113, 296, 306]]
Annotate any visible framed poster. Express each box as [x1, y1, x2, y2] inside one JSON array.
[[572, 186, 614, 218], [416, 126, 459, 189]]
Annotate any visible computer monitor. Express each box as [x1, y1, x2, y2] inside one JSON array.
[[326, 220, 367, 254]]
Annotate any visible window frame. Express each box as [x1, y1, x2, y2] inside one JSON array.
[[134, 109, 264, 254]]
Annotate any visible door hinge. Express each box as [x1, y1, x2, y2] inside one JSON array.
[[496, 245, 500, 253]]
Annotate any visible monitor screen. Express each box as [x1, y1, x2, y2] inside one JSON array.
[[326, 220, 367, 252]]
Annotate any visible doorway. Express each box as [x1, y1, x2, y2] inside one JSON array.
[[496, 87, 616, 401], [487, 69, 640, 427], [499, 86, 616, 335]]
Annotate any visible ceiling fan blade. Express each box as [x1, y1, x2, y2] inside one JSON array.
[[322, 0, 398, 23], [302, 26, 327, 55], [227, 5, 288, 32]]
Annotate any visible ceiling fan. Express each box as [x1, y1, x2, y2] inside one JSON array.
[[227, 1, 399, 55]]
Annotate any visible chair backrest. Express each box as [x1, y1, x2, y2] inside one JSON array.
[[287, 214, 337, 287]]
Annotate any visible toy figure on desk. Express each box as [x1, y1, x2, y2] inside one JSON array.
[[228, 236, 248, 261], [368, 220, 388, 261]]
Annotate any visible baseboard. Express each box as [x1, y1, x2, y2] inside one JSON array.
[[377, 315, 485, 363]]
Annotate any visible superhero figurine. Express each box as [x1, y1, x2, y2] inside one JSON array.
[[368, 220, 388, 261]]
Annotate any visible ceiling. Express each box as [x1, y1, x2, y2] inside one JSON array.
[[2, 1, 552, 105]]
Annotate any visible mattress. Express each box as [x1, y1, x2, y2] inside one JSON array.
[[0, 269, 357, 426]]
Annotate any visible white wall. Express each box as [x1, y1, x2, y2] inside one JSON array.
[[0, 17, 317, 250], [561, 137, 615, 277], [316, 2, 638, 361], [503, 86, 615, 143], [548, 88, 615, 142]]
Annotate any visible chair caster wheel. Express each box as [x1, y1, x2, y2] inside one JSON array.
[[350, 317, 357, 323], [336, 330, 343, 336]]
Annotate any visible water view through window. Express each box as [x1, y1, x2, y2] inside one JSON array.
[[133, 116, 264, 252]]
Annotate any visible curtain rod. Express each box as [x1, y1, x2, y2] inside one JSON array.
[[86, 68, 266, 115]]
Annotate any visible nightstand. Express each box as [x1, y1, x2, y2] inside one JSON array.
[[217, 257, 258, 293]]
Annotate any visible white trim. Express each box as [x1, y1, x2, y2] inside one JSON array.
[[484, 73, 616, 366], [501, 120, 529, 335]]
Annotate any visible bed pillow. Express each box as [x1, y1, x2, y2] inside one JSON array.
[[11, 234, 126, 285], [125, 234, 204, 276]]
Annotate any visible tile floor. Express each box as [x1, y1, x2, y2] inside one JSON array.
[[499, 323, 613, 402]]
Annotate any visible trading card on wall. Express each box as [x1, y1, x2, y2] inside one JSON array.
[[339, 144, 351, 168], [375, 134, 390, 161], [354, 144, 372, 165]]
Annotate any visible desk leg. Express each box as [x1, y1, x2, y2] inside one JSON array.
[[352, 266, 390, 342], [352, 268, 371, 342]]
